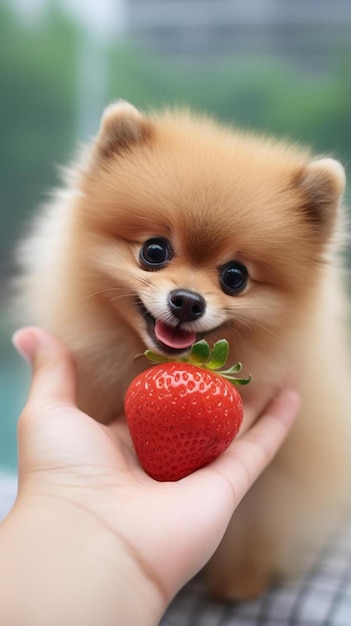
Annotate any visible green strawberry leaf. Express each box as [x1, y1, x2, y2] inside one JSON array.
[[218, 360, 251, 385], [220, 363, 243, 374], [206, 339, 229, 369], [224, 374, 252, 385], [143, 350, 171, 363], [190, 339, 210, 365]]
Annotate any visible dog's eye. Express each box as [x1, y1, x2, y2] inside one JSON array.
[[219, 261, 248, 296], [140, 238, 173, 270]]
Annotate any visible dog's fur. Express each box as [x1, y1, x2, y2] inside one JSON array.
[[15, 102, 351, 599]]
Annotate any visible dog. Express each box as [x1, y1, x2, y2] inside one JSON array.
[[14, 101, 351, 599]]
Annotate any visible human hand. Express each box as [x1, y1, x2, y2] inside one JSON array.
[[1, 328, 299, 626]]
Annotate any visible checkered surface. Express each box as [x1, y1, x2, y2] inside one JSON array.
[[1, 473, 350, 625], [161, 525, 351, 626]]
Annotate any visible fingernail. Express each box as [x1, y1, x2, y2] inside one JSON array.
[[12, 328, 38, 363]]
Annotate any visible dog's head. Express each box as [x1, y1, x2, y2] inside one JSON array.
[[72, 101, 345, 356]]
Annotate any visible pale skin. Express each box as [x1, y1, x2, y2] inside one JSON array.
[[0, 328, 300, 626]]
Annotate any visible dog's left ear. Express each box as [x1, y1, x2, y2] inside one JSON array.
[[297, 158, 345, 232]]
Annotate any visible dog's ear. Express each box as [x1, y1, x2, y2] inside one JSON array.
[[94, 100, 152, 159], [297, 158, 345, 232]]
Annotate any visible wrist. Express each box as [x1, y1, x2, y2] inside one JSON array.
[[0, 495, 166, 626]]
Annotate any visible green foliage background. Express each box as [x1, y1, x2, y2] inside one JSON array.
[[0, 2, 350, 470], [1, 2, 350, 279]]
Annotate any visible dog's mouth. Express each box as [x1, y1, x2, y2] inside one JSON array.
[[136, 298, 197, 354]]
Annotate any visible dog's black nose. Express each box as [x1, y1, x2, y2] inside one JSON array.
[[168, 289, 206, 322]]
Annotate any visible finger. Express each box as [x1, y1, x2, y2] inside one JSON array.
[[12, 327, 77, 411], [184, 388, 300, 508], [213, 387, 300, 497]]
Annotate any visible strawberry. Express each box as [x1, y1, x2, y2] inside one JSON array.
[[124, 339, 251, 481]]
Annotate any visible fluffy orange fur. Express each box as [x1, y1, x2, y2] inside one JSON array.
[[15, 101, 351, 598]]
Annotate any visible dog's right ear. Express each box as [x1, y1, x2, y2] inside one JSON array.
[[94, 100, 152, 160]]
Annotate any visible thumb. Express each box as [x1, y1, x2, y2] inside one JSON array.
[[12, 327, 77, 412]]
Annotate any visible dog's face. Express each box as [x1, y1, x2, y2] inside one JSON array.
[[72, 102, 345, 357]]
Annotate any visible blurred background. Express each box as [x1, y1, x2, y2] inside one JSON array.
[[1, 0, 350, 473]]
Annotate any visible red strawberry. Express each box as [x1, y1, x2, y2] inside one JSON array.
[[124, 339, 251, 481]]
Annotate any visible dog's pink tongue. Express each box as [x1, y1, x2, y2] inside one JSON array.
[[154, 320, 196, 350]]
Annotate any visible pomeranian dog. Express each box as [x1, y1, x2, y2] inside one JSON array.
[[15, 101, 351, 599]]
